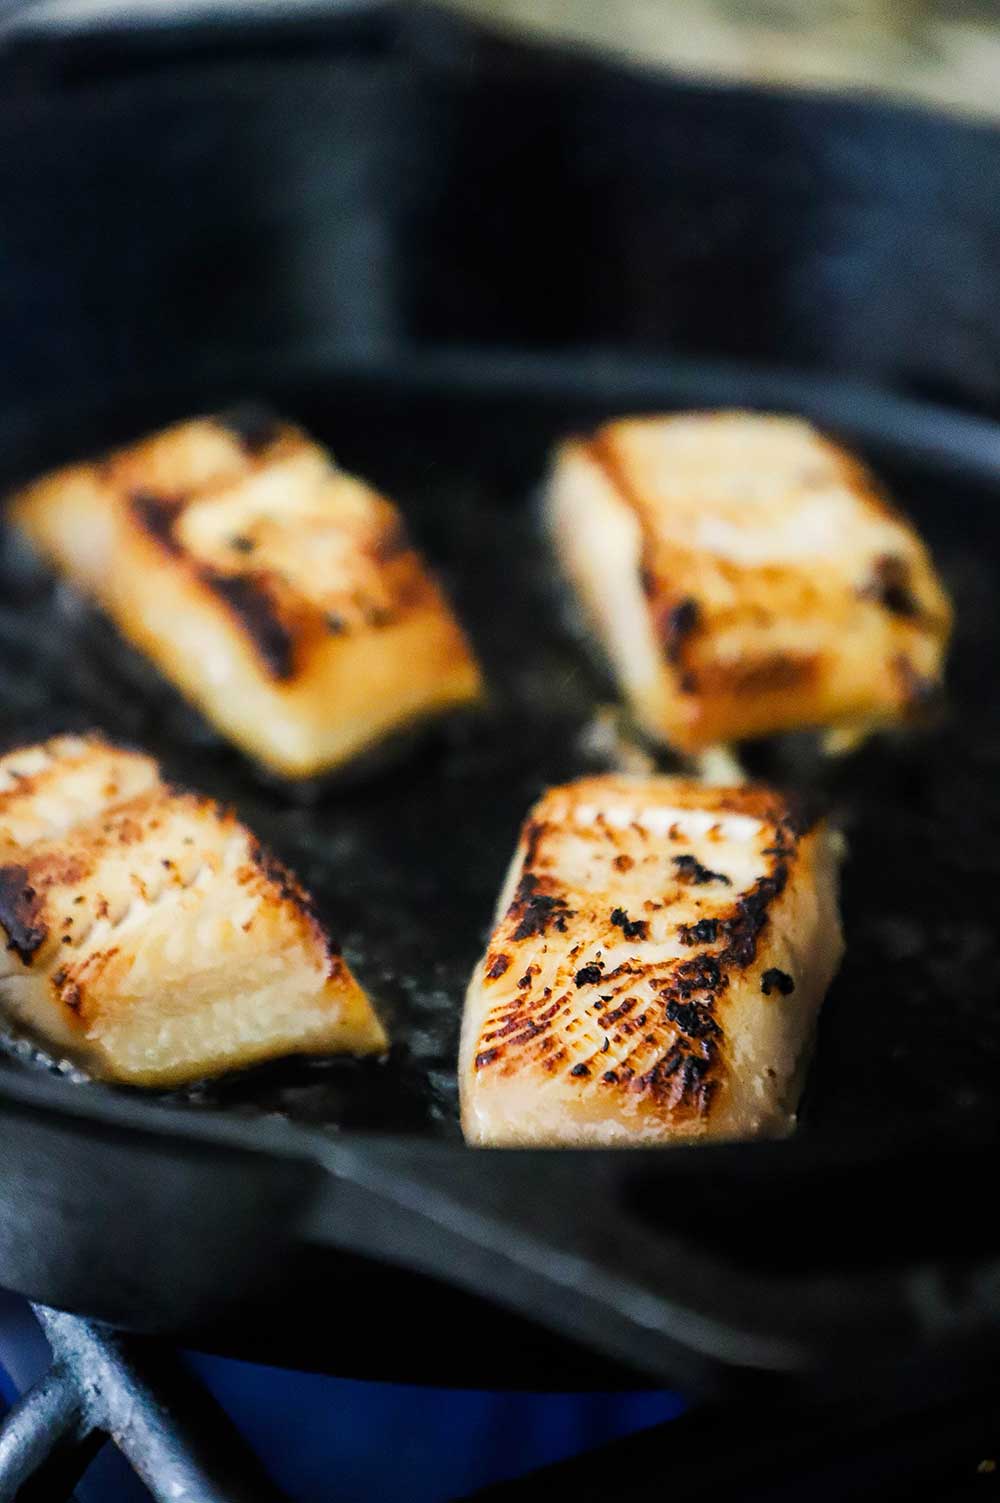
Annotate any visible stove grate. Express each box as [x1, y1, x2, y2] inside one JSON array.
[[0, 1306, 278, 1503]]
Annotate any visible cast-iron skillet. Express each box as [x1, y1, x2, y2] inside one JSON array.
[[1, 2, 1000, 1396]]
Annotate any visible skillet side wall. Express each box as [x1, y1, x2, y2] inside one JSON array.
[[3, 5, 1000, 441]]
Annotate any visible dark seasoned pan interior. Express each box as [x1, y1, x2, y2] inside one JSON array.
[[1, 377, 998, 1147]]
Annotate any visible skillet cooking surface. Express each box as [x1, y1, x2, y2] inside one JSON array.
[[2, 374, 999, 1151]]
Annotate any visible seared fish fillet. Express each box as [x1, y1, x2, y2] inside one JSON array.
[[0, 734, 386, 1085], [461, 774, 843, 1146], [547, 411, 952, 751], [10, 411, 482, 778]]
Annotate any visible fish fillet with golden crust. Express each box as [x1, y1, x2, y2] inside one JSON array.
[[10, 411, 482, 778], [547, 410, 952, 751], [0, 733, 386, 1085], [461, 774, 843, 1146]]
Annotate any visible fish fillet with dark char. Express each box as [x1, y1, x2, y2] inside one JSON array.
[[9, 413, 483, 778], [0, 734, 386, 1085], [547, 410, 952, 752], [461, 773, 843, 1146]]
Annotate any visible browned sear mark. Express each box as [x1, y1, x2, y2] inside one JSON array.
[[201, 571, 295, 680], [129, 491, 185, 555], [669, 953, 722, 996], [761, 967, 795, 996], [509, 874, 574, 942], [610, 907, 649, 941], [860, 553, 918, 617], [663, 998, 720, 1039], [705, 652, 816, 697], [678, 917, 719, 946], [673, 854, 730, 887], [574, 963, 603, 987], [0, 864, 47, 963], [662, 596, 701, 664]]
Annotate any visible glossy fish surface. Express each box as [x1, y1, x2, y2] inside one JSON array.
[[0, 734, 386, 1085], [11, 413, 482, 777], [461, 774, 843, 1146], [548, 410, 952, 751]]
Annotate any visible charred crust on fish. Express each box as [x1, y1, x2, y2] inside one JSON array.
[[662, 596, 701, 664], [609, 907, 649, 941], [673, 853, 731, 887], [0, 865, 47, 963], [860, 553, 919, 618], [574, 962, 603, 987], [200, 571, 296, 680], [678, 917, 719, 946], [129, 491, 186, 555], [761, 967, 795, 995], [699, 652, 818, 697], [508, 873, 574, 942]]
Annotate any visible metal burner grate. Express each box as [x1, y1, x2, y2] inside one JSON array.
[[0, 1307, 278, 1503], [4, 1301, 1000, 1502]]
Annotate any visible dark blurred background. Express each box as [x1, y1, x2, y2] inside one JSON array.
[[4, 0, 1000, 476]]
